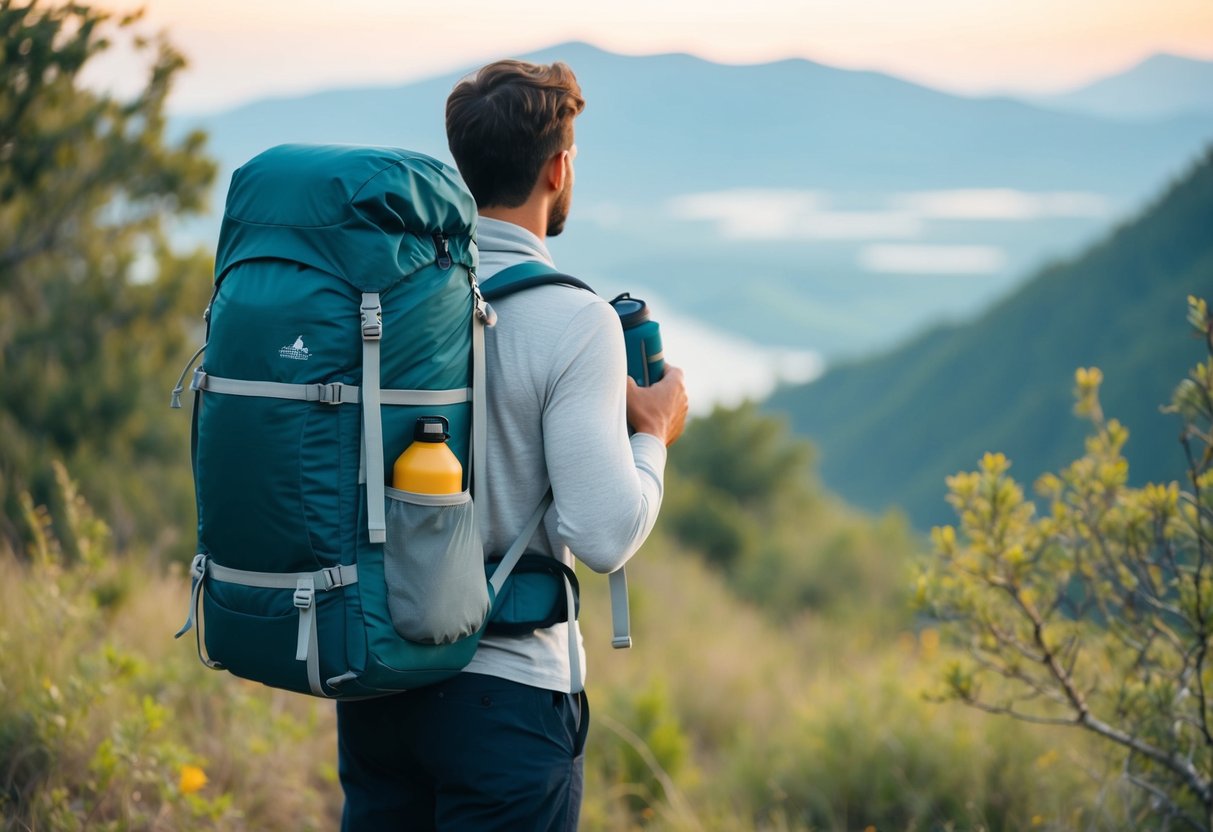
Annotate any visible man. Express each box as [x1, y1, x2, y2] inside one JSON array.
[[336, 58, 689, 830]]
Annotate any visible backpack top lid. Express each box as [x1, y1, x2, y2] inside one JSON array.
[[215, 144, 478, 293]]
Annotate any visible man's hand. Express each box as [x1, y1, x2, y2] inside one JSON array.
[[626, 364, 689, 446]]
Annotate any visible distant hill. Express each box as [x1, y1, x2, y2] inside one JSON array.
[[767, 145, 1213, 529], [174, 42, 1213, 359], [1032, 53, 1213, 121]]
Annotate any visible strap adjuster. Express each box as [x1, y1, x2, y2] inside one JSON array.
[[293, 584, 315, 609], [321, 566, 345, 590], [189, 553, 207, 579], [309, 382, 348, 404]]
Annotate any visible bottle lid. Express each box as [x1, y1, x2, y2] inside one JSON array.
[[609, 292, 650, 328], [414, 416, 450, 443]]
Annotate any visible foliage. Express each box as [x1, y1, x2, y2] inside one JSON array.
[[663, 401, 917, 625], [771, 143, 1213, 529], [0, 463, 338, 830], [0, 0, 215, 551], [669, 401, 814, 509], [920, 296, 1213, 829], [578, 539, 1132, 832], [0, 461, 1130, 831], [663, 402, 810, 570]]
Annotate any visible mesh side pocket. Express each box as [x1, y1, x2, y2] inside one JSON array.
[[383, 487, 489, 645]]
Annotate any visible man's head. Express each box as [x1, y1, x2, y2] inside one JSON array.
[[446, 59, 584, 236]]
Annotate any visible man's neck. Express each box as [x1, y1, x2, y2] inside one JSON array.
[[479, 204, 546, 240]]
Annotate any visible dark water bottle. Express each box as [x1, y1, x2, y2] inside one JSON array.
[[609, 293, 665, 386]]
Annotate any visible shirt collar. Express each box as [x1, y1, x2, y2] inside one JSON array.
[[476, 217, 555, 267]]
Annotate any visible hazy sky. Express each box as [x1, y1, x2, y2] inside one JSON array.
[[91, 0, 1213, 112]]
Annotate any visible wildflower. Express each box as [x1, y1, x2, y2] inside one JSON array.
[[919, 628, 940, 661], [179, 764, 208, 794]]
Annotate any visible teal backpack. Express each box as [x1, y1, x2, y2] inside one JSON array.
[[172, 144, 629, 699]]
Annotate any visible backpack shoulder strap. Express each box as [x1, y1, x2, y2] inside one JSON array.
[[477, 260, 633, 661], [479, 260, 596, 301]]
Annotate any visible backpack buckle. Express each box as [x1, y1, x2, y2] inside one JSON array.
[[293, 584, 315, 610], [361, 297, 382, 340]]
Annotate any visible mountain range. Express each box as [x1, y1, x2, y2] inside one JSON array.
[[1030, 53, 1213, 120], [173, 43, 1213, 361], [768, 145, 1213, 529]]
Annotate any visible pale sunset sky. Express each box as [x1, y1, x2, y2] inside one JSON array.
[[91, 0, 1213, 113]]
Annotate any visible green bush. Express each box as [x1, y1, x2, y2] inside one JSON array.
[[921, 299, 1213, 828], [663, 402, 919, 626], [0, 464, 339, 830]]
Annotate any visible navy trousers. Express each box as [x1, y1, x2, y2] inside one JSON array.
[[337, 673, 588, 831]]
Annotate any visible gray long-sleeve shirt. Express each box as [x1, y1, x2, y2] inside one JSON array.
[[463, 217, 667, 692]]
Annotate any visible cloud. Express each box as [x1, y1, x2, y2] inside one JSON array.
[[859, 244, 1007, 275], [666, 189, 922, 241], [890, 189, 1113, 220], [666, 187, 1113, 241]]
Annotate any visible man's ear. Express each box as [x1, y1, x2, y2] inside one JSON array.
[[545, 150, 569, 193]]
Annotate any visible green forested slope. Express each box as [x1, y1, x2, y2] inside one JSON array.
[[768, 145, 1213, 528]]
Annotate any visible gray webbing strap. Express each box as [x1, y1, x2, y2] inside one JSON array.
[[207, 561, 359, 591], [190, 371, 469, 408], [482, 490, 585, 693], [381, 388, 471, 406], [294, 576, 322, 695], [565, 576, 583, 693], [192, 372, 361, 405], [174, 555, 223, 670], [361, 293, 386, 544], [471, 293, 490, 522], [608, 568, 633, 649], [489, 489, 553, 596]]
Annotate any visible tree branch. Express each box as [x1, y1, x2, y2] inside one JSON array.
[[1012, 582, 1213, 810]]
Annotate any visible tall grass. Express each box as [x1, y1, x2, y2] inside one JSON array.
[[579, 532, 1142, 831], [0, 465, 339, 830], [1, 467, 1142, 830]]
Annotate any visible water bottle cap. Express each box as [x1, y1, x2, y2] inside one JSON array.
[[609, 293, 650, 328], [414, 416, 450, 442]]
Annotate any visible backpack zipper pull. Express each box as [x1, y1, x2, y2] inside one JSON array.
[[433, 234, 451, 270]]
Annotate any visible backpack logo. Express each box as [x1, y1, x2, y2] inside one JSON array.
[[279, 336, 311, 361]]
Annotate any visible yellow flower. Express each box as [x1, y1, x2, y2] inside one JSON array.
[[179, 764, 208, 794], [1034, 749, 1058, 769], [919, 628, 940, 661], [980, 452, 1009, 476], [1075, 367, 1102, 387], [931, 525, 957, 555], [1004, 545, 1025, 567]]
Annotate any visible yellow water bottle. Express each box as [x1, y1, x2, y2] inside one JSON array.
[[392, 416, 463, 494]]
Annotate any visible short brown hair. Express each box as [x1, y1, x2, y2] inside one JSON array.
[[445, 59, 585, 209]]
